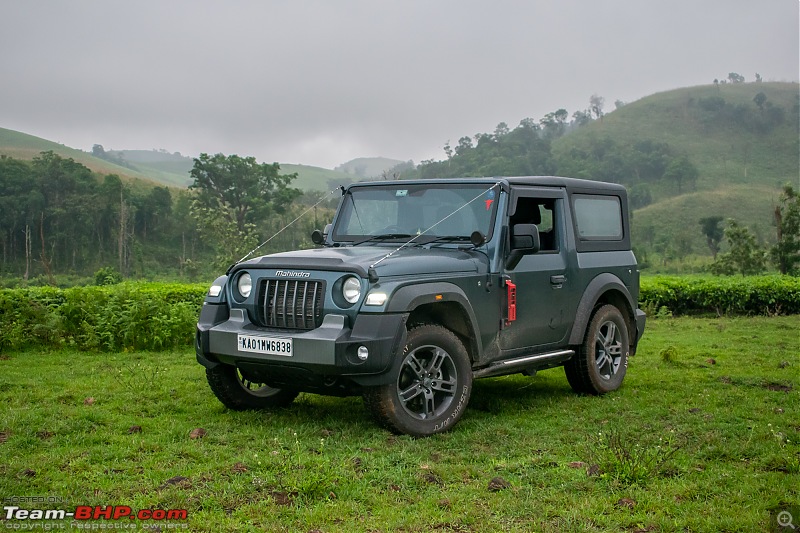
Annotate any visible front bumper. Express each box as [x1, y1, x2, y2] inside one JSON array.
[[195, 303, 408, 389]]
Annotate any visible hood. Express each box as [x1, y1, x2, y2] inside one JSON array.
[[239, 245, 485, 278]]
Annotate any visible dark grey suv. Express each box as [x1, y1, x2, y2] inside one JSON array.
[[196, 177, 646, 436]]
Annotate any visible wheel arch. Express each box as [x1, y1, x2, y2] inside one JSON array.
[[386, 282, 481, 363], [568, 273, 636, 348]]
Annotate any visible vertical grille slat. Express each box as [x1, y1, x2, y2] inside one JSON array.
[[301, 282, 309, 329], [257, 278, 323, 330], [280, 281, 288, 328], [266, 279, 271, 324]]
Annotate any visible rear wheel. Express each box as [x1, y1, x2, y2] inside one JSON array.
[[564, 304, 629, 394], [206, 364, 298, 410], [364, 324, 472, 437]]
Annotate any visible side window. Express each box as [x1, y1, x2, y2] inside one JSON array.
[[572, 195, 623, 240], [511, 197, 558, 251]]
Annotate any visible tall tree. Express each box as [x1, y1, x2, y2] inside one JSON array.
[[699, 216, 724, 259], [589, 94, 605, 121], [663, 156, 698, 194], [189, 153, 300, 267], [711, 219, 767, 276], [771, 184, 800, 275], [189, 153, 299, 234]]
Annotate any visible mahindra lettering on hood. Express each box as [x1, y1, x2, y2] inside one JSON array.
[[195, 177, 646, 437], [275, 270, 311, 277]]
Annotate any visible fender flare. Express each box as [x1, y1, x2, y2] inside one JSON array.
[[385, 281, 481, 347], [568, 273, 636, 346]]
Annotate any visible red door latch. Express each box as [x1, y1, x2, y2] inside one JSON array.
[[506, 280, 517, 325]]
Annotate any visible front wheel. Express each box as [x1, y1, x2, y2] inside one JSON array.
[[564, 304, 629, 395], [364, 324, 472, 437], [206, 364, 298, 410]]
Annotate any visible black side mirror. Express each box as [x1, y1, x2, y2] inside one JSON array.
[[470, 230, 486, 247], [505, 224, 540, 270], [311, 224, 332, 245]]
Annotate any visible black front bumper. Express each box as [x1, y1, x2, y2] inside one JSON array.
[[196, 303, 408, 389]]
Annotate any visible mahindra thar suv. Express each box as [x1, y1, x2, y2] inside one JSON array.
[[195, 177, 646, 436]]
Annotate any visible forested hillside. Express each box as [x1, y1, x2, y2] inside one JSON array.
[[0, 151, 337, 283], [401, 82, 799, 269]]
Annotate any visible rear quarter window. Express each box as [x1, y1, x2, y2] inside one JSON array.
[[573, 195, 623, 240]]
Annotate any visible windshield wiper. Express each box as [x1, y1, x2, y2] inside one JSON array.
[[417, 235, 472, 246], [352, 233, 413, 246]]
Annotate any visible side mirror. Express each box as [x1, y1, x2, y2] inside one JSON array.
[[311, 224, 332, 245], [470, 230, 486, 247], [505, 224, 540, 270]]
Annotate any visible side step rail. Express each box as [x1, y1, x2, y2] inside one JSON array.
[[473, 349, 574, 379]]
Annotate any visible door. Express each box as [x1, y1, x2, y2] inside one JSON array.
[[499, 189, 577, 351]]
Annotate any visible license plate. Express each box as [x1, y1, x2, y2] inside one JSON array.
[[237, 334, 293, 356]]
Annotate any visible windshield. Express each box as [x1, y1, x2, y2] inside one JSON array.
[[332, 183, 499, 242]]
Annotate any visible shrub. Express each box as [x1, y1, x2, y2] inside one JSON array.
[[94, 267, 123, 286], [0, 283, 207, 352], [640, 275, 800, 316]]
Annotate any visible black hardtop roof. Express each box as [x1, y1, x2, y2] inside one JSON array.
[[349, 176, 627, 194]]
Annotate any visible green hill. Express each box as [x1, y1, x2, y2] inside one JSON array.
[[0, 128, 357, 191], [108, 149, 355, 191], [552, 82, 799, 193], [632, 184, 781, 253], [0, 128, 167, 187], [335, 157, 406, 178], [552, 82, 799, 267]]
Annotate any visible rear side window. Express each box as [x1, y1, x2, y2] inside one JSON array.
[[573, 195, 623, 240]]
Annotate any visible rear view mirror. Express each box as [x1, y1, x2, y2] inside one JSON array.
[[506, 224, 540, 270]]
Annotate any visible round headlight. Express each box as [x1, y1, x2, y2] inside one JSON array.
[[342, 276, 361, 304], [237, 273, 252, 298]]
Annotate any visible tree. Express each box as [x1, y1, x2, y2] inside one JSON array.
[[727, 72, 745, 84], [189, 153, 299, 234], [189, 153, 300, 267], [771, 184, 800, 275], [571, 109, 592, 127], [443, 140, 453, 160], [663, 156, 698, 194], [540, 109, 568, 139], [493, 122, 510, 138], [753, 92, 767, 112], [455, 136, 473, 156], [628, 184, 652, 209], [589, 94, 605, 121], [699, 216, 724, 259], [711, 219, 767, 276]]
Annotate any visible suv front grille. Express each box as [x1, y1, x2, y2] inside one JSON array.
[[256, 279, 324, 329]]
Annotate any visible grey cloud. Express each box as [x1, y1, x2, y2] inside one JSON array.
[[1, 0, 797, 168]]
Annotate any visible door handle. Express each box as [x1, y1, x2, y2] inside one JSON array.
[[550, 275, 566, 285]]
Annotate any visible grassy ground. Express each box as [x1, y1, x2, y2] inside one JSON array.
[[1, 316, 797, 532]]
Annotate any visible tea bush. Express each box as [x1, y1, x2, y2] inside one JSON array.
[[0, 283, 206, 352], [640, 275, 800, 316], [1, 276, 797, 352]]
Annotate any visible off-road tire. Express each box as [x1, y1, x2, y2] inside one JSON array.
[[564, 304, 629, 395], [206, 364, 298, 410], [363, 324, 472, 437]]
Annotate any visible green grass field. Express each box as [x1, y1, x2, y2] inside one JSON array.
[[1, 316, 798, 532]]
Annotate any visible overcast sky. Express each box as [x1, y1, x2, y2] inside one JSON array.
[[1, 1, 798, 169]]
